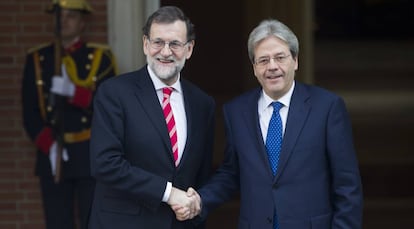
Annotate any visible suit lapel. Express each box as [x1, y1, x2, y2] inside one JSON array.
[[133, 68, 174, 162], [176, 80, 193, 167], [242, 89, 276, 177], [274, 83, 311, 182]]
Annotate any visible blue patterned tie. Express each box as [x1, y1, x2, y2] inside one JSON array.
[[266, 102, 283, 176], [266, 102, 283, 229]]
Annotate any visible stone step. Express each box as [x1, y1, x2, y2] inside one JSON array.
[[338, 90, 413, 164], [315, 40, 414, 91]]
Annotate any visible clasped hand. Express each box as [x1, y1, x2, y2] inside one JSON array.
[[167, 187, 201, 221], [50, 64, 75, 97]]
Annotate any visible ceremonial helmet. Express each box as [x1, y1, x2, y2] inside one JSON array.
[[46, 0, 93, 14]]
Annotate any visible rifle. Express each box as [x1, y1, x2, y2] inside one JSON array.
[[51, 0, 64, 183]]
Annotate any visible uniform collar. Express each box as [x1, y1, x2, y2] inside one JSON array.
[[64, 37, 84, 54]]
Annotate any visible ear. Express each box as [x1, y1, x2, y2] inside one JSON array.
[[143, 36, 149, 55], [253, 64, 259, 78], [185, 40, 195, 59], [293, 56, 298, 71]]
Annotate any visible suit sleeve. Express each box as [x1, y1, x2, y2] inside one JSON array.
[[22, 53, 54, 155], [327, 97, 363, 228], [198, 104, 241, 220], [90, 81, 168, 212], [194, 96, 216, 188]]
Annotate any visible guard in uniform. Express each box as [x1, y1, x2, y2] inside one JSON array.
[[21, 1, 117, 228]]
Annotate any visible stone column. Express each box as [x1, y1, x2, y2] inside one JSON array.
[[106, 0, 160, 73]]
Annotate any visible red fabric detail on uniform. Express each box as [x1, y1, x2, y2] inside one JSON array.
[[69, 86, 92, 108], [35, 127, 53, 155], [64, 39, 84, 54]]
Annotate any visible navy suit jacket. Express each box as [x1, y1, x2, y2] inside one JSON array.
[[88, 66, 215, 229], [198, 82, 363, 229]]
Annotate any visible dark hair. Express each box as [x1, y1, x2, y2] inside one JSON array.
[[142, 6, 195, 41]]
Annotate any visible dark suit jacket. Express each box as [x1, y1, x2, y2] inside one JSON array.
[[198, 82, 363, 229], [88, 66, 215, 229]]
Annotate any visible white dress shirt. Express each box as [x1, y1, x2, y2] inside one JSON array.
[[258, 81, 295, 143], [147, 66, 187, 202]]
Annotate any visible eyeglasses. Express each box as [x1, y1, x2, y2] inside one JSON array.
[[254, 55, 291, 67], [147, 37, 189, 52]]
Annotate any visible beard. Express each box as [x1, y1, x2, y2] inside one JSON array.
[[147, 55, 186, 81]]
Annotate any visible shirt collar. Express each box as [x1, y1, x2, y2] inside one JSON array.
[[259, 80, 295, 112], [147, 65, 182, 93]]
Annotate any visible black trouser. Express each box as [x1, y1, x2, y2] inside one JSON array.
[[40, 176, 95, 229]]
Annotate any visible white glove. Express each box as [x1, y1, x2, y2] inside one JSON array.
[[49, 141, 69, 175], [50, 64, 75, 97]]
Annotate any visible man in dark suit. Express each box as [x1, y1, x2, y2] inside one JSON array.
[[21, 1, 117, 228], [178, 19, 363, 228], [88, 6, 215, 229]]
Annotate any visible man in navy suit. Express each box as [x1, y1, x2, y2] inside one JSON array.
[[178, 19, 363, 228], [88, 6, 215, 229]]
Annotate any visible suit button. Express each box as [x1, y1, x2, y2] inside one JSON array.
[[81, 117, 88, 123], [267, 217, 272, 223]]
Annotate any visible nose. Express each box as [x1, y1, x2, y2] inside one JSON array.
[[267, 58, 280, 69], [160, 43, 173, 55]]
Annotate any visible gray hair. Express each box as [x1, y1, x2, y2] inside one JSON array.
[[247, 19, 299, 63]]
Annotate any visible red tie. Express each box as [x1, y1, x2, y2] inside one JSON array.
[[162, 87, 178, 166]]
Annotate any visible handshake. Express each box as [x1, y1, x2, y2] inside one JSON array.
[[167, 187, 201, 221]]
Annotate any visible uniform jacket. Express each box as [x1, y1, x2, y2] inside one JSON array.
[[22, 40, 117, 178], [88, 66, 215, 229], [198, 82, 363, 229]]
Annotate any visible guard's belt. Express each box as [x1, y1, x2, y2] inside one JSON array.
[[64, 129, 91, 143]]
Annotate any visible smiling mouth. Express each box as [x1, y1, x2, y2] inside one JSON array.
[[157, 58, 174, 64], [267, 75, 282, 79]]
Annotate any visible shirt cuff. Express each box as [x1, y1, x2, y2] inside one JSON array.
[[162, 181, 172, 202]]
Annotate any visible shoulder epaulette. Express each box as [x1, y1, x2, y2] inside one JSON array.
[[27, 43, 51, 54], [86, 42, 111, 50]]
